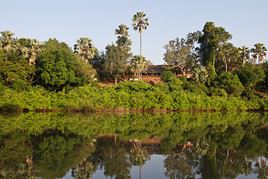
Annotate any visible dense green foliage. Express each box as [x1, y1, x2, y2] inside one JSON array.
[[236, 64, 265, 88], [0, 19, 268, 111], [0, 80, 266, 111], [103, 24, 132, 83], [211, 72, 244, 97], [36, 39, 96, 91]]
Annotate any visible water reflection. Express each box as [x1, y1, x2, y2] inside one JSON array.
[[0, 112, 267, 178]]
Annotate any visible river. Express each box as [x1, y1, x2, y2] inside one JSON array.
[[0, 112, 267, 178]]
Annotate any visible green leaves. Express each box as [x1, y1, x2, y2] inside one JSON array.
[[36, 39, 95, 91], [132, 12, 149, 33]]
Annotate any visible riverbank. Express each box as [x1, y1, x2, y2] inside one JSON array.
[[0, 81, 267, 113]]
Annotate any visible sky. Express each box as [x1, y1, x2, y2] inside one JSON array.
[[0, 0, 267, 64]]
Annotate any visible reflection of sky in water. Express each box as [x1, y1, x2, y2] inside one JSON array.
[[236, 175, 258, 179], [63, 155, 265, 179], [131, 155, 165, 179], [78, 155, 166, 179]]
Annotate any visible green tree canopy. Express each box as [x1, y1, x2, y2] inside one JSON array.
[[0, 32, 36, 90], [132, 12, 149, 57], [36, 39, 95, 91], [199, 22, 232, 80], [236, 64, 265, 88], [74, 37, 96, 64], [103, 25, 132, 83], [251, 43, 267, 64], [129, 55, 150, 79], [163, 32, 201, 75]]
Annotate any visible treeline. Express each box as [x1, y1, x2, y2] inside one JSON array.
[[0, 16, 268, 111], [0, 12, 150, 90]]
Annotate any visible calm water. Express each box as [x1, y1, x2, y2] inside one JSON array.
[[0, 112, 267, 179]]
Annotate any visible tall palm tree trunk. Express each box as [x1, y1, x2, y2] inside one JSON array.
[[140, 32, 142, 58]]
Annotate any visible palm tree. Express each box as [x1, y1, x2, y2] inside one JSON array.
[[132, 12, 149, 58], [115, 24, 132, 52], [74, 37, 96, 63], [238, 46, 250, 65], [218, 43, 239, 72], [20, 39, 41, 65], [130, 56, 150, 80], [0, 31, 17, 52], [115, 24, 129, 38], [251, 43, 267, 64]]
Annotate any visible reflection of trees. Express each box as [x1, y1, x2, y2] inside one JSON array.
[[0, 133, 32, 178], [162, 121, 268, 179], [129, 143, 150, 179], [32, 131, 95, 179], [253, 157, 268, 179], [0, 112, 267, 179], [91, 137, 131, 179], [71, 157, 96, 179], [164, 152, 196, 179]]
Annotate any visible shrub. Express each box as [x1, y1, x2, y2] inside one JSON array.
[[213, 72, 244, 96], [236, 64, 265, 88], [183, 81, 208, 95], [161, 70, 183, 91]]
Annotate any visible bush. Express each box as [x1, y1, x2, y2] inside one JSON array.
[[183, 81, 208, 95], [236, 64, 265, 88], [116, 80, 153, 93], [210, 87, 228, 97], [161, 70, 183, 91], [213, 72, 244, 96]]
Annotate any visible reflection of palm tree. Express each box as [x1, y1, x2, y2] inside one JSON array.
[[254, 157, 268, 179], [71, 157, 95, 179], [129, 144, 150, 179], [25, 155, 35, 179]]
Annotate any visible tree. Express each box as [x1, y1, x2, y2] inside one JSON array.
[[129, 56, 150, 79], [251, 43, 267, 64], [0, 34, 36, 89], [238, 46, 250, 65], [104, 44, 123, 83], [115, 24, 132, 64], [103, 25, 131, 83], [198, 22, 232, 80], [236, 64, 265, 88], [164, 32, 201, 75], [115, 24, 132, 50], [132, 12, 149, 57], [19, 39, 41, 65], [0, 31, 17, 53], [213, 72, 244, 96], [74, 37, 96, 64], [36, 39, 95, 91], [217, 43, 239, 72]]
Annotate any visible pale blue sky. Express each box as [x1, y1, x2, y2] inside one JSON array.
[[0, 0, 267, 64]]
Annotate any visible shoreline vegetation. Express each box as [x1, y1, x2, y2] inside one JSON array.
[[0, 80, 267, 114], [1, 13, 268, 113]]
